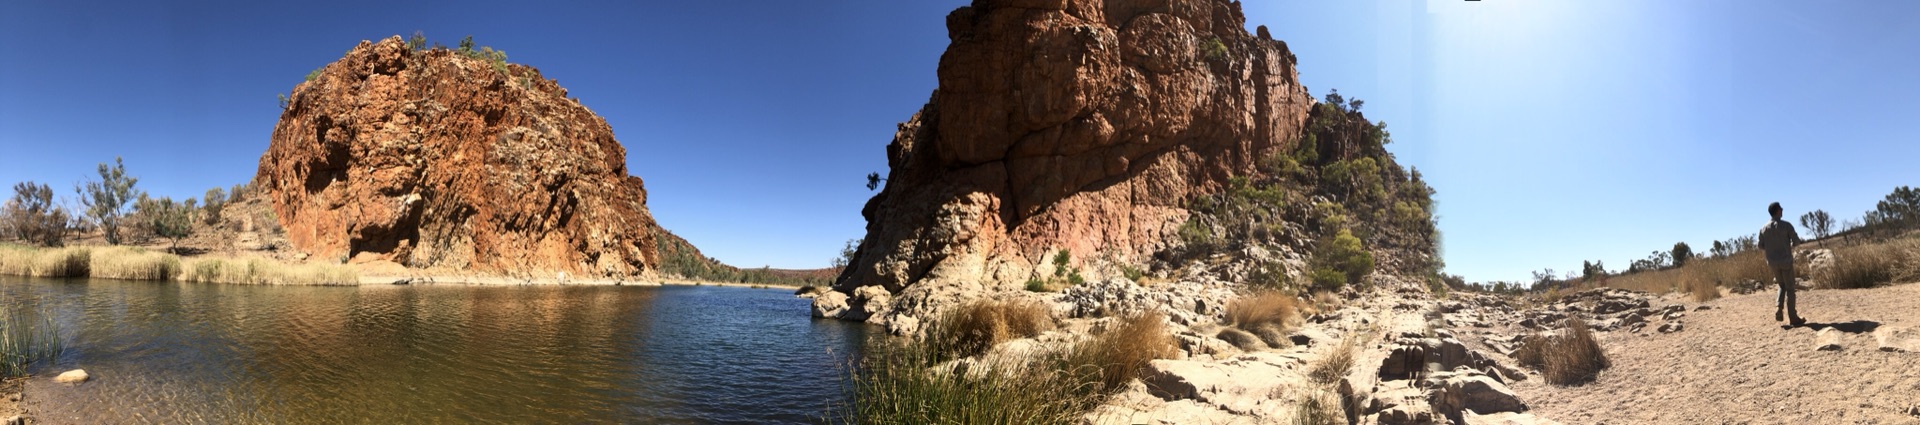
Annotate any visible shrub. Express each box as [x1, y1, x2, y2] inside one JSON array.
[[1293, 388, 1343, 425], [136, 196, 194, 252], [926, 299, 1054, 361], [1203, 37, 1229, 62], [1312, 228, 1373, 289], [407, 31, 427, 51], [201, 187, 227, 225], [1512, 318, 1609, 386], [1119, 264, 1145, 282], [1226, 291, 1298, 339], [1024, 278, 1050, 293]]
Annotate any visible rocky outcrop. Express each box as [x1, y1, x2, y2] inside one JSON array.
[[825, 0, 1315, 325], [257, 36, 665, 277]]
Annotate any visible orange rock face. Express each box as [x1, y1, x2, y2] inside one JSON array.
[[830, 0, 1314, 321], [256, 36, 661, 277]]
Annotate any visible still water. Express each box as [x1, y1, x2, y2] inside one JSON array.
[[2, 276, 869, 424]]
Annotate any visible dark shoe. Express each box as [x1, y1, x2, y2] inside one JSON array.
[[1775, 310, 1783, 322], [1789, 317, 1806, 327]]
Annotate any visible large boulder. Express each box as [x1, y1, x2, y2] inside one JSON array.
[[831, 0, 1318, 323], [1425, 370, 1528, 417], [258, 36, 672, 277]]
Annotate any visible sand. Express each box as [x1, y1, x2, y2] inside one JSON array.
[[1509, 283, 1920, 424]]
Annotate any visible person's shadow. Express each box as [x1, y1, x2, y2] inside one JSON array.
[[1798, 320, 1880, 333]]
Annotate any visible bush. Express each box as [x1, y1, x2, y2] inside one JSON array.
[[137, 196, 194, 252], [1203, 37, 1228, 62], [1513, 318, 1609, 385], [926, 299, 1054, 361], [1311, 228, 1373, 290], [1814, 240, 1919, 289], [1307, 337, 1357, 385]]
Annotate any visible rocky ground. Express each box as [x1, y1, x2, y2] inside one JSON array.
[[897, 271, 1920, 424]]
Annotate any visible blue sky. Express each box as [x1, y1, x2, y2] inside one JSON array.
[[2, 1, 1915, 282]]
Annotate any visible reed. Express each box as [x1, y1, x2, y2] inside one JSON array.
[[0, 301, 64, 378]]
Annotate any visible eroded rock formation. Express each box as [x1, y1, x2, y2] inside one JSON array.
[[827, 0, 1316, 326], [257, 36, 663, 277]]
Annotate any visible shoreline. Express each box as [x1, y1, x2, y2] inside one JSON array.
[[1, 243, 816, 290]]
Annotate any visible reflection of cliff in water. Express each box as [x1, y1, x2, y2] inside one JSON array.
[[10, 278, 864, 423]]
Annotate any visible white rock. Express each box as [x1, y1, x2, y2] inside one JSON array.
[[809, 291, 849, 319], [1815, 328, 1844, 351], [1874, 326, 1920, 353], [54, 369, 89, 383]]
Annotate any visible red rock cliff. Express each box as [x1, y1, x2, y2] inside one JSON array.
[[257, 36, 663, 277], [825, 0, 1314, 324]]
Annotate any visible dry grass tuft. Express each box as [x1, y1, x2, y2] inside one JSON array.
[[1307, 337, 1357, 385], [89, 246, 180, 280], [927, 299, 1055, 360], [1226, 290, 1300, 340], [1513, 318, 1610, 385], [0, 245, 91, 277], [1292, 387, 1343, 425], [1058, 311, 1177, 394]]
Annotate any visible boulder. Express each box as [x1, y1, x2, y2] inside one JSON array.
[[3, 415, 20, 425], [1874, 326, 1920, 353], [54, 369, 88, 383], [850, 285, 894, 321], [1657, 321, 1684, 333], [1141, 355, 1302, 416], [1815, 328, 1843, 351], [1593, 298, 1649, 315], [1366, 386, 1440, 425], [809, 291, 850, 319], [1426, 370, 1529, 417]]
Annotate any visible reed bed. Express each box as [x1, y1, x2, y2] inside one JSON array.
[[0, 244, 357, 285], [0, 245, 91, 277], [0, 300, 64, 378], [837, 311, 1176, 424]]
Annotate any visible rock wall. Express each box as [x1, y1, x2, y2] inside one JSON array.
[[825, 0, 1315, 326], [257, 36, 663, 277]]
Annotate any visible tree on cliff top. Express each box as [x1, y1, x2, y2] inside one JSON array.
[[76, 157, 141, 245]]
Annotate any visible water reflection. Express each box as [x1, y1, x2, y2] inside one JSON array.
[[1, 277, 866, 424]]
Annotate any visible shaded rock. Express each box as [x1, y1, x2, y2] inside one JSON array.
[[1593, 298, 1649, 315], [1289, 327, 1332, 348], [3, 415, 20, 425], [1874, 326, 1920, 352], [54, 369, 88, 383], [1694, 305, 1712, 311], [1216, 328, 1264, 351], [1658, 321, 1684, 333], [1815, 328, 1843, 351], [1366, 386, 1440, 425], [850, 285, 894, 321]]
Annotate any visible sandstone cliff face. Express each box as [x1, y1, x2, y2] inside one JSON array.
[[257, 36, 662, 277], [826, 0, 1315, 325]]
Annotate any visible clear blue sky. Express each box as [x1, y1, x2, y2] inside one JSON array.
[[3, 1, 1915, 282]]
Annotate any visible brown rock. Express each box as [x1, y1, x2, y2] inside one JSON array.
[[835, 0, 1313, 321], [258, 36, 667, 277]]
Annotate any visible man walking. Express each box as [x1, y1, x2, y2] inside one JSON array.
[[1759, 202, 1804, 326]]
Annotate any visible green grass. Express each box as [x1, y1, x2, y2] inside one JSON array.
[[837, 311, 1175, 425], [0, 301, 64, 378]]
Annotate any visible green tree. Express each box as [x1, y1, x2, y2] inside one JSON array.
[[1874, 186, 1919, 230], [201, 187, 227, 225], [407, 31, 427, 51], [457, 35, 475, 56], [865, 172, 886, 191], [831, 239, 859, 270], [138, 196, 193, 253], [1671, 242, 1693, 268], [76, 157, 141, 245]]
